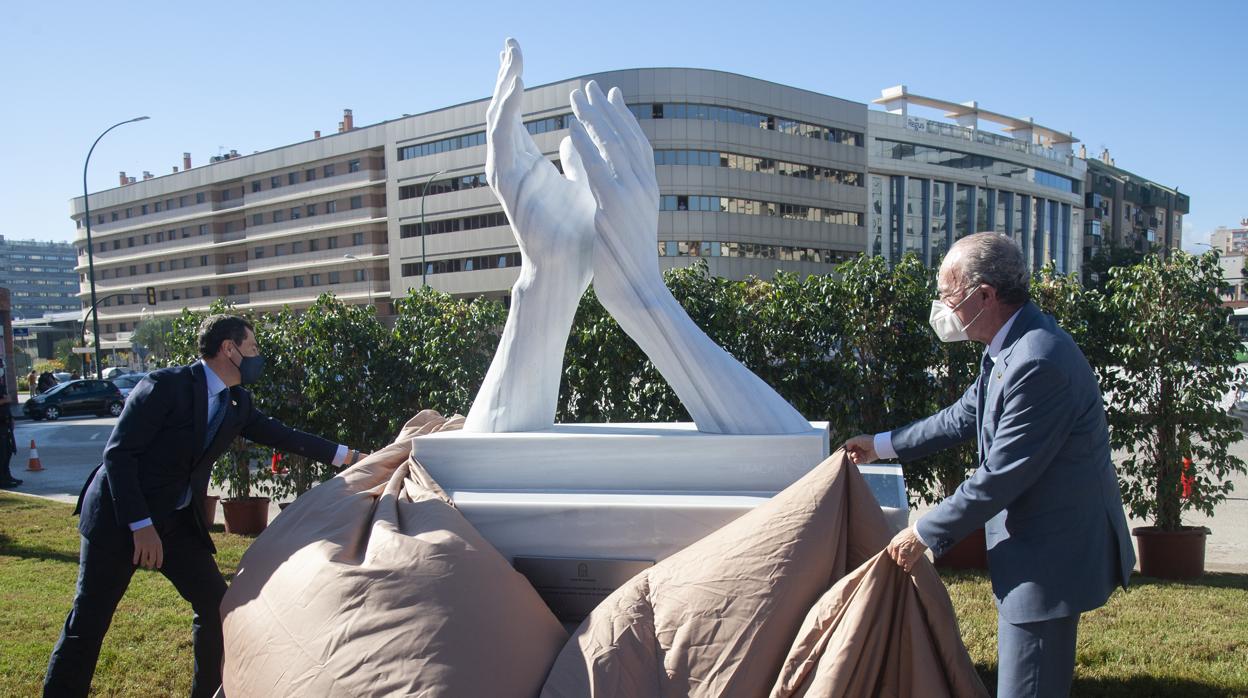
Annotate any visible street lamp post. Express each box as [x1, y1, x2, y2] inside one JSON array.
[[82, 116, 149, 379], [343, 254, 373, 305], [419, 169, 447, 288]]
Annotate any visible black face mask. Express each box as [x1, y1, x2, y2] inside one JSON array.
[[228, 346, 265, 385]]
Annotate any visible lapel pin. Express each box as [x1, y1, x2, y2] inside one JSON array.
[[231, 400, 237, 407]]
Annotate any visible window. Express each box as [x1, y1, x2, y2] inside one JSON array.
[[323, 164, 335, 177], [256, 279, 267, 291], [352, 232, 364, 246], [179, 195, 188, 207], [327, 236, 338, 249], [199, 224, 209, 235], [160, 290, 169, 301], [309, 239, 320, 252], [125, 208, 132, 218], [200, 255, 209, 266], [252, 181, 261, 193], [288, 172, 298, 185], [290, 207, 301, 220], [154, 202, 162, 212], [254, 246, 265, 259], [225, 254, 235, 265], [196, 192, 205, 204], [221, 188, 232, 201], [141, 204, 148, 215], [349, 195, 362, 209], [306, 203, 317, 217], [158, 261, 166, 272], [142, 234, 150, 244], [202, 286, 211, 297], [129, 265, 137, 275], [310, 274, 321, 286], [145, 263, 152, 273], [270, 176, 280, 189], [353, 269, 366, 282], [111, 212, 119, 221], [227, 284, 237, 296], [325, 200, 337, 213], [273, 210, 284, 223], [328, 271, 340, 284], [112, 240, 120, 250], [291, 241, 303, 254], [127, 237, 135, 247], [252, 213, 263, 226], [293, 276, 305, 288], [275, 244, 287, 256], [305, 168, 316, 182], [348, 159, 361, 173]]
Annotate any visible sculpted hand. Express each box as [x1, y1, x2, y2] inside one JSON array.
[[886, 525, 928, 574], [484, 38, 596, 290], [466, 39, 597, 432], [132, 525, 163, 570], [568, 81, 810, 435], [843, 434, 879, 465]]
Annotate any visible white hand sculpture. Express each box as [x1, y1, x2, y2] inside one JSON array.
[[464, 39, 597, 432], [569, 81, 811, 434]]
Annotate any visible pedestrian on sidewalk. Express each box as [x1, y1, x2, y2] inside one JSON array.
[[0, 402, 20, 488], [43, 314, 370, 698]]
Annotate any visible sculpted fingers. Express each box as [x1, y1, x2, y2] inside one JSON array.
[[485, 39, 527, 184], [571, 83, 629, 182]]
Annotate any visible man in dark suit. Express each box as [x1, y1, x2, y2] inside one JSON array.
[[845, 232, 1135, 698], [44, 314, 368, 698]]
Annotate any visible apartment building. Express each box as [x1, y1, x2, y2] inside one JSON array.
[[0, 236, 79, 318], [1081, 153, 1189, 285]]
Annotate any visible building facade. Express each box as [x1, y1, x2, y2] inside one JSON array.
[[70, 71, 1112, 340], [1081, 154, 1189, 285], [866, 86, 1087, 276], [1211, 221, 1248, 254], [0, 236, 79, 319]]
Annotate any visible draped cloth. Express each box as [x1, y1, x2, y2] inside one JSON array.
[[541, 449, 987, 698], [219, 411, 568, 697], [219, 413, 986, 698]]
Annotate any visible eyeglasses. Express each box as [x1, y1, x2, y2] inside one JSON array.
[[937, 285, 978, 309]]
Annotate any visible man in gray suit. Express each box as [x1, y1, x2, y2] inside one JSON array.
[[845, 232, 1134, 697]]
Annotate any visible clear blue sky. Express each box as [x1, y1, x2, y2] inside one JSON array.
[[2, 0, 1242, 251]]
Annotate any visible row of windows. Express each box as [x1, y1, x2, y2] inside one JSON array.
[[658, 194, 862, 226], [658, 240, 857, 265], [653, 149, 862, 186], [396, 114, 576, 161], [399, 211, 510, 238], [5, 266, 77, 275], [873, 139, 1079, 194], [89, 196, 369, 257], [0, 253, 75, 261], [96, 232, 371, 278], [629, 103, 864, 147], [401, 252, 522, 277], [92, 159, 365, 225], [398, 174, 488, 200], [4, 277, 75, 286], [101, 269, 371, 309]]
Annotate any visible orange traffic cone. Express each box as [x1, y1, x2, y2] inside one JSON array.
[[26, 439, 43, 472]]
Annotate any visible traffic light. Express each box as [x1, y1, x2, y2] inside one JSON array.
[[146, 286, 157, 305]]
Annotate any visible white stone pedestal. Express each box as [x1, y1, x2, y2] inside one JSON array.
[[412, 422, 830, 563]]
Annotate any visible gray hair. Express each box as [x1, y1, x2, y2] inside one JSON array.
[[949, 232, 1030, 305]]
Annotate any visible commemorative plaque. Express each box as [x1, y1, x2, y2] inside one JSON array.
[[513, 556, 654, 622]]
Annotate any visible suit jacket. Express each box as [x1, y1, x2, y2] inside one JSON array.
[[892, 302, 1135, 624], [75, 362, 338, 553]]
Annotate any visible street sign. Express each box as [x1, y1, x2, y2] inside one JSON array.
[[12, 327, 29, 337], [71, 347, 97, 354]]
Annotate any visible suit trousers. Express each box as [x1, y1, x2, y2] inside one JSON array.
[[44, 507, 227, 698], [996, 613, 1080, 698]]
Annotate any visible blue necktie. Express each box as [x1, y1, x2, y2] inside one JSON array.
[[204, 388, 228, 451]]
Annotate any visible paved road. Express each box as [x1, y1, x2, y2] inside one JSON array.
[[6, 410, 1247, 572]]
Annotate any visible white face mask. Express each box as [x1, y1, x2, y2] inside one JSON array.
[[929, 287, 986, 343]]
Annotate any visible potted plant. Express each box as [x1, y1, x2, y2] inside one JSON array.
[[1100, 252, 1247, 579], [212, 436, 274, 536]]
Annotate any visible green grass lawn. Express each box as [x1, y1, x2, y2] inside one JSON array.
[[2, 493, 1246, 697]]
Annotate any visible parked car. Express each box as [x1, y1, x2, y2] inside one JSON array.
[[101, 367, 132, 380], [53, 371, 72, 383], [23, 379, 125, 420], [109, 372, 149, 399]]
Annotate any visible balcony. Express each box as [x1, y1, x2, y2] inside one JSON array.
[[248, 243, 387, 272], [873, 111, 1074, 165]]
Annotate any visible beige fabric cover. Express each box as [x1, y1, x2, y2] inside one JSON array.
[[220, 411, 568, 697], [541, 450, 987, 698]]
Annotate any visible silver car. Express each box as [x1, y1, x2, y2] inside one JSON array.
[[109, 372, 149, 399]]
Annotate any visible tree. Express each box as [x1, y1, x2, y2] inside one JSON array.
[[131, 317, 176, 367], [1100, 252, 1246, 531]]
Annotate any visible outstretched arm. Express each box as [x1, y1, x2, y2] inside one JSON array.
[[464, 39, 597, 432], [568, 82, 811, 434]]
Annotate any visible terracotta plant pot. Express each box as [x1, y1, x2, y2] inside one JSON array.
[[934, 527, 989, 571], [222, 497, 271, 536], [1133, 526, 1207, 580], [202, 495, 219, 527]]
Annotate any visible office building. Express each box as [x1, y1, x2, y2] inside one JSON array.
[[0, 236, 80, 319]]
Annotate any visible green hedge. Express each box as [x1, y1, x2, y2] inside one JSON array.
[[162, 252, 1244, 526]]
